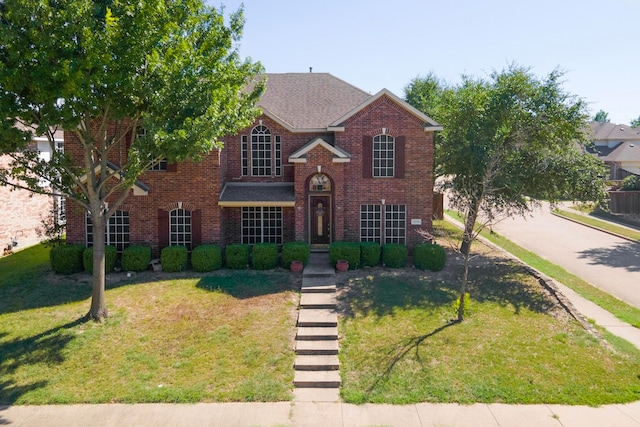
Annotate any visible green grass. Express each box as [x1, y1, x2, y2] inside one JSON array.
[[338, 235, 640, 405], [553, 209, 640, 242], [0, 249, 298, 404], [445, 211, 640, 328]]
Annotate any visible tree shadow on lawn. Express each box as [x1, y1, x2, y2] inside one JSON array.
[[195, 270, 299, 299], [364, 322, 458, 396], [0, 317, 85, 404], [339, 255, 557, 319]]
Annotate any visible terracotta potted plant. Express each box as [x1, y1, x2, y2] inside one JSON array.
[[336, 259, 349, 272], [290, 260, 304, 272]]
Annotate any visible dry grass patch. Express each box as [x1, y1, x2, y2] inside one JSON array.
[[0, 261, 299, 404]]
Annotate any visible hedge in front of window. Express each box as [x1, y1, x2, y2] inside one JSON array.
[[414, 243, 446, 271], [121, 245, 151, 272], [382, 243, 408, 268], [360, 241, 381, 267], [281, 242, 310, 268], [161, 246, 188, 272], [252, 243, 278, 270], [191, 244, 222, 272], [329, 242, 361, 269], [83, 245, 118, 274], [225, 244, 250, 269], [50, 244, 85, 274]]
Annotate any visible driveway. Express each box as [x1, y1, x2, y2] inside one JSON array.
[[489, 204, 640, 309]]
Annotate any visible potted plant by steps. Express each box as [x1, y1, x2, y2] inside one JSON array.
[[290, 260, 304, 272], [336, 259, 349, 272]]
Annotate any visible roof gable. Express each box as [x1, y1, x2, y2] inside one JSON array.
[[288, 137, 351, 163], [329, 89, 442, 131]]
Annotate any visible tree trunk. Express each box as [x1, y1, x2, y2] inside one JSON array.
[[458, 250, 470, 322], [458, 200, 479, 322], [87, 213, 108, 322]]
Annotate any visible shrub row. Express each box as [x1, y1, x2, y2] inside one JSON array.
[[328, 241, 446, 271], [51, 242, 312, 274], [51, 241, 445, 274]]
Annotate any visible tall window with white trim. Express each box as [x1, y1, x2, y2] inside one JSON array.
[[360, 205, 382, 243], [373, 134, 395, 177], [385, 204, 406, 244], [251, 125, 272, 176], [85, 210, 130, 253], [359, 204, 406, 245], [242, 207, 283, 244], [169, 208, 192, 248]]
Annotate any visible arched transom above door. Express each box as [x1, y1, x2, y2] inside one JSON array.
[[309, 173, 331, 192]]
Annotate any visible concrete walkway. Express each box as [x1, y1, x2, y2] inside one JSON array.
[[3, 401, 640, 426]]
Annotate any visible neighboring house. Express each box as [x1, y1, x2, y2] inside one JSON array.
[[0, 129, 65, 251], [65, 73, 441, 254], [587, 121, 640, 180]]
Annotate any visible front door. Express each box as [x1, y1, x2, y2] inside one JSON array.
[[310, 195, 331, 245]]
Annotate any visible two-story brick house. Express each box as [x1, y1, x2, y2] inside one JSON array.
[[65, 73, 441, 254]]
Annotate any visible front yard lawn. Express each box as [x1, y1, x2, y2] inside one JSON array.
[[0, 249, 298, 404], [337, 222, 640, 405]]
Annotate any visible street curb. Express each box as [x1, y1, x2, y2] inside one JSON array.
[[551, 211, 640, 245]]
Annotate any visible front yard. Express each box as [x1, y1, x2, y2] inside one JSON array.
[[2, 224, 640, 406], [0, 252, 299, 404]]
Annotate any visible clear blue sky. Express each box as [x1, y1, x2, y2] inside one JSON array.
[[213, 0, 639, 125]]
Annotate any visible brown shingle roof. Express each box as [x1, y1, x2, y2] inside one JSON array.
[[218, 182, 295, 207], [258, 73, 371, 130], [590, 121, 640, 142]]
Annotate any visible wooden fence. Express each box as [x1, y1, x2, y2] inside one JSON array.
[[608, 191, 640, 214]]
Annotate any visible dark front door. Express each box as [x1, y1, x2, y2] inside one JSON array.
[[310, 195, 331, 245]]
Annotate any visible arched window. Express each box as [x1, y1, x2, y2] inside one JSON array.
[[244, 125, 281, 177], [250, 125, 271, 176], [373, 134, 395, 177], [309, 173, 331, 192], [169, 208, 191, 248]]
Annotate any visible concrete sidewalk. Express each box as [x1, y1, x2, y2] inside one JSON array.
[[3, 400, 640, 427]]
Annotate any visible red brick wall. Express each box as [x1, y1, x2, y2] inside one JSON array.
[[65, 94, 434, 251], [336, 95, 434, 247], [0, 155, 53, 250]]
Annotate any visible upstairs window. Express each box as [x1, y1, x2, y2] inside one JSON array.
[[138, 128, 167, 171], [373, 134, 395, 177], [245, 125, 281, 177]]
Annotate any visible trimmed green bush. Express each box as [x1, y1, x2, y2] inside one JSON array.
[[50, 244, 85, 274], [360, 241, 381, 267], [191, 244, 222, 272], [161, 245, 188, 272], [382, 243, 408, 268], [621, 175, 640, 191], [414, 243, 447, 271], [252, 243, 278, 270], [121, 245, 151, 272], [83, 245, 118, 274], [329, 242, 360, 269], [281, 242, 310, 268], [225, 244, 250, 269]]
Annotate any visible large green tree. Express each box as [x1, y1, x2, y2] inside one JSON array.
[[406, 66, 607, 321], [631, 116, 640, 128], [593, 110, 610, 123], [0, 0, 264, 321]]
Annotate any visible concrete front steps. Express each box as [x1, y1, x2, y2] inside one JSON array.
[[293, 253, 341, 402]]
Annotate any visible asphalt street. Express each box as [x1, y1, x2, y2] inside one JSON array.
[[490, 204, 640, 309]]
